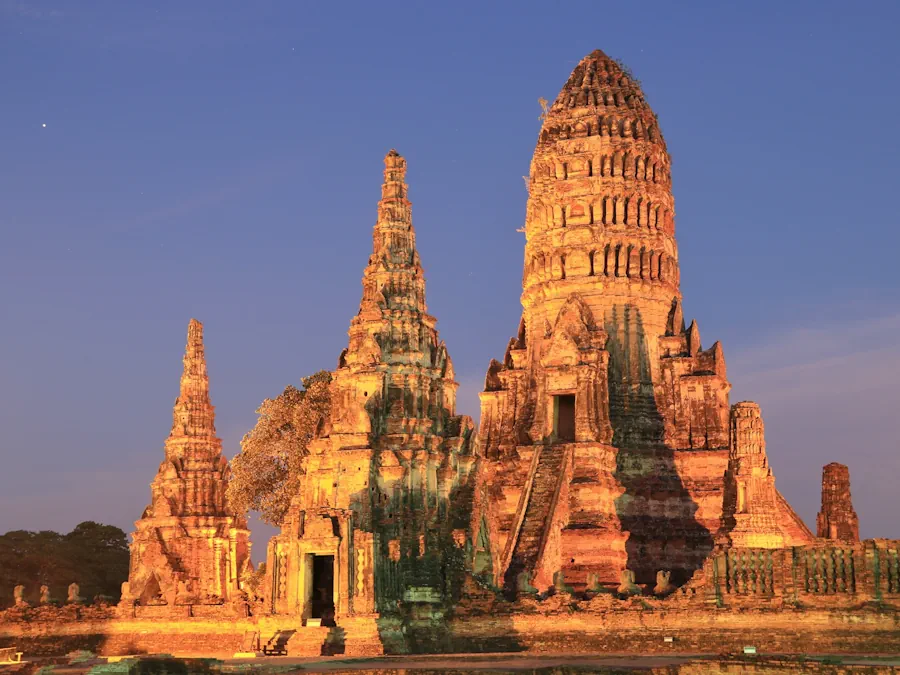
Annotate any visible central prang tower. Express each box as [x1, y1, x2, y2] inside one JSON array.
[[475, 50, 812, 594], [523, 51, 679, 391]]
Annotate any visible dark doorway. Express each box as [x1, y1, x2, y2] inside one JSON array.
[[555, 394, 576, 442], [311, 555, 335, 626]]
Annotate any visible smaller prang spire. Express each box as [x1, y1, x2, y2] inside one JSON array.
[[371, 149, 417, 262], [719, 402, 784, 548], [169, 318, 216, 441], [380, 149, 409, 211]]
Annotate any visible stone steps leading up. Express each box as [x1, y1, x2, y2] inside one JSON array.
[[284, 627, 331, 657], [504, 446, 567, 591]]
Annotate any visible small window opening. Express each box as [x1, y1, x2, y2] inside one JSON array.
[[554, 394, 576, 442], [310, 555, 335, 625]]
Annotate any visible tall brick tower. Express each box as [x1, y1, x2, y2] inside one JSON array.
[[267, 152, 475, 642], [475, 50, 812, 594], [817, 463, 860, 542], [124, 319, 250, 606]]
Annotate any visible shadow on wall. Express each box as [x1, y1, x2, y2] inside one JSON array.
[[606, 305, 713, 587], [363, 394, 525, 654]]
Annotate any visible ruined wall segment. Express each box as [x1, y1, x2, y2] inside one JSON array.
[[267, 152, 475, 640], [817, 462, 860, 543], [124, 319, 250, 607]]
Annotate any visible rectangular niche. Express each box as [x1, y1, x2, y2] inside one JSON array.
[[554, 394, 576, 443]]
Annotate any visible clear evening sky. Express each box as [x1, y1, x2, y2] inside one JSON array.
[[1, 1, 898, 558]]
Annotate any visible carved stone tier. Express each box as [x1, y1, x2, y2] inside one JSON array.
[[125, 319, 250, 607]]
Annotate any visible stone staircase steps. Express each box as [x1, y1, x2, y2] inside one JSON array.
[[504, 446, 566, 590], [285, 627, 331, 657]]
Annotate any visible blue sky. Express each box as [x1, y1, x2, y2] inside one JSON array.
[[1, 1, 898, 556]]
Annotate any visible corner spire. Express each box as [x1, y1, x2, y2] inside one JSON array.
[[718, 402, 784, 548], [376, 149, 411, 233], [170, 318, 216, 440]]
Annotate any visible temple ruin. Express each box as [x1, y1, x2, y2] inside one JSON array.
[[23, 48, 897, 658]]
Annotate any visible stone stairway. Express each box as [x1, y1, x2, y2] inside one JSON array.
[[284, 627, 331, 656], [504, 446, 567, 592], [278, 619, 384, 657]]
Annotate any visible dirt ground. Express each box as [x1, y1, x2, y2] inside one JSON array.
[[6, 652, 900, 674]]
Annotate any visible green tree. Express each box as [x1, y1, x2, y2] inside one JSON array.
[[0, 530, 63, 605], [64, 521, 130, 601], [0, 522, 128, 607], [227, 371, 331, 526]]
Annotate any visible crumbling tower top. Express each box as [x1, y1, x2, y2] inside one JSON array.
[[817, 462, 860, 542], [169, 318, 216, 444], [355, 149, 426, 319], [543, 50, 663, 145]]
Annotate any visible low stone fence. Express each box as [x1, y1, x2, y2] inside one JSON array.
[[125, 603, 243, 620], [0, 604, 116, 625], [701, 539, 900, 608]]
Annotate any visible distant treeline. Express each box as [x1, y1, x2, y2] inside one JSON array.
[[0, 521, 129, 608]]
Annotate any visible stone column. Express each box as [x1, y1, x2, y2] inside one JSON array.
[[816, 463, 860, 543]]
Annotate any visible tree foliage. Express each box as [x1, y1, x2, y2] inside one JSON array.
[[227, 370, 332, 526], [241, 561, 267, 601], [0, 521, 129, 608]]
